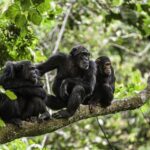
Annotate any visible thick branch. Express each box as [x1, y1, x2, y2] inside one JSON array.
[[0, 82, 150, 144]]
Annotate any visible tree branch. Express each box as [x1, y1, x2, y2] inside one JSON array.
[[0, 77, 150, 144]]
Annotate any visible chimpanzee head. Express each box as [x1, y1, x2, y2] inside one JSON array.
[[3, 61, 39, 84], [70, 45, 90, 70], [96, 56, 112, 76]]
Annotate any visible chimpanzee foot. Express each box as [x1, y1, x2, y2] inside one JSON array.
[[28, 116, 38, 122], [39, 112, 51, 121], [9, 118, 22, 127], [88, 101, 99, 113], [100, 101, 112, 108], [52, 110, 72, 119]]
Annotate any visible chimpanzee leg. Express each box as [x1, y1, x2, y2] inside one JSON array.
[[21, 101, 34, 120], [0, 98, 22, 126], [53, 85, 85, 119], [100, 84, 113, 107], [37, 98, 51, 121], [46, 95, 67, 110]]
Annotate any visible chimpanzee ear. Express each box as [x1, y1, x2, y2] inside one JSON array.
[[70, 47, 77, 57], [4, 61, 16, 79], [95, 57, 101, 64]]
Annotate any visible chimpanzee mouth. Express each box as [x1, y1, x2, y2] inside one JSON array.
[[105, 70, 111, 75]]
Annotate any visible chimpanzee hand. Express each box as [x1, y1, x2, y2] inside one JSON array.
[[60, 79, 69, 98], [52, 110, 71, 119], [35, 88, 47, 99]]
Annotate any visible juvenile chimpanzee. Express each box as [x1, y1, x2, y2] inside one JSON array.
[[37, 45, 96, 118], [84, 56, 115, 108], [0, 61, 50, 125]]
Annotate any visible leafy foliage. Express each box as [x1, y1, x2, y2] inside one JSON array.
[[0, 0, 150, 149]]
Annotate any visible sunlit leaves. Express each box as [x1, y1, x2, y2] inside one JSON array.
[[28, 8, 42, 25], [15, 14, 27, 28], [143, 16, 150, 36], [112, 0, 123, 6], [37, 0, 50, 13], [20, 0, 32, 11], [5, 3, 20, 20], [34, 51, 47, 62]]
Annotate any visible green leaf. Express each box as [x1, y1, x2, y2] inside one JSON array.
[[0, 86, 5, 93], [20, 0, 32, 11], [5, 4, 20, 20], [15, 14, 27, 28], [28, 8, 42, 25], [35, 51, 47, 62], [32, 0, 45, 5], [5, 90, 17, 100], [112, 0, 123, 6], [0, 119, 5, 128], [143, 17, 150, 36], [37, 0, 51, 13]]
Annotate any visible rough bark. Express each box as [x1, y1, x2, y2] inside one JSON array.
[[0, 78, 150, 144]]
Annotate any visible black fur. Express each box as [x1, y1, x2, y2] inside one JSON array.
[[0, 61, 50, 125], [37, 45, 96, 118], [84, 56, 115, 107]]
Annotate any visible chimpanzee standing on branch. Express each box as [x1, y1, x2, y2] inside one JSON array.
[[84, 56, 115, 108], [37, 45, 97, 118]]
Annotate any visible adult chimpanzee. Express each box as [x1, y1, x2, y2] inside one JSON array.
[[84, 56, 115, 108], [37, 45, 96, 118], [0, 61, 50, 125]]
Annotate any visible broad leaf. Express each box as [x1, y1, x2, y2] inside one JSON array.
[[5, 90, 17, 100], [28, 8, 42, 25]]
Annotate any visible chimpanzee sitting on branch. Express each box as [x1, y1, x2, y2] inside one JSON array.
[[0, 61, 50, 125], [84, 56, 115, 108], [37, 45, 96, 119]]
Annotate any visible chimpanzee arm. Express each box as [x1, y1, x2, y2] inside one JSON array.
[[11, 87, 47, 99], [2, 80, 46, 99], [3, 80, 43, 89], [36, 53, 67, 76], [74, 61, 96, 94], [61, 61, 97, 96]]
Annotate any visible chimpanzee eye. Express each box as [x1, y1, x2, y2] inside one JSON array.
[[105, 62, 111, 66], [30, 66, 35, 70]]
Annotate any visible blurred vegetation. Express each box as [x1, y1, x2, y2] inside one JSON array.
[[0, 0, 150, 149]]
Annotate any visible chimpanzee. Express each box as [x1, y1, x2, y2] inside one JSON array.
[[84, 56, 115, 108], [0, 61, 50, 125], [37, 45, 97, 118]]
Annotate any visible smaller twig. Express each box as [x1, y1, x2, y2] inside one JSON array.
[[52, 1, 75, 54], [96, 117, 113, 150], [41, 134, 49, 148], [111, 43, 138, 56], [111, 43, 150, 58], [138, 43, 150, 57]]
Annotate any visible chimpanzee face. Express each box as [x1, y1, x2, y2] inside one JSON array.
[[76, 52, 90, 70], [103, 61, 112, 76], [23, 62, 40, 83], [70, 45, 90, 70], [96, 56, 112, 76], [4, 61, 39, 84]]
